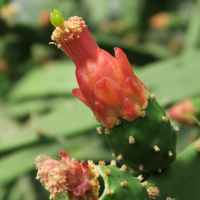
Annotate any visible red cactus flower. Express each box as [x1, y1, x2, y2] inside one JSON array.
[[35, 150, 99, 200], [50, 14, 149, 128], [168, 99, 195, 125]]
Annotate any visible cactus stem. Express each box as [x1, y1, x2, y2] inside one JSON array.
[[110, 160, 116, 166], [195, 141, 200, 152], [129, 136, 135, 144], [158, 169, 162, 173], [162, 116, 168, 123], [150, 94, 156, 100], [147, 187, 160, 199], [130, 169, 135, 174], [120, 165, 127, 172], [139, 165, 144, 171], [112, 153, 116, 157], [117, 154, 123, 160], [107, 189, 114, 196], [88, 160, 95, 166], [142, 181, 148, 187], [104, 169, 111, 175], [168, 151, 173, 156], [105, 128, 110, 134], [120, 181, 128, 187], [116, 119, 121, 125], [140, 111, 146, 117], [137, 175, 143, 181], [99, 161, 106, 167], [96, 127, 101, 134], [154, 146, 160, 152], [173, 127, 179, 132]]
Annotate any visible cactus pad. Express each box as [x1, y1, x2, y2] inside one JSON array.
[[101, 97, 177, 172], [147, 138, 200, 199], [96, 164, 150, 200]]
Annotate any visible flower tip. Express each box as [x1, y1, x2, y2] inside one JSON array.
[[50, 9, 64, 27], [59, 150, 70, 159], [113, 47, 122, 56]]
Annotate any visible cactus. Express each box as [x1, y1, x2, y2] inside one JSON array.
[[97, 163, 150, 200], [35, 150, 150, 200], [49, 11, 177, 173], [33, 9, 200, 200], [146, 138, 200, 199]]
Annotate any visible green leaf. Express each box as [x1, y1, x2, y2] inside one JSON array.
[[94, 33, 172, 59], [8, 61, 78, 101], [182, 2, 200, 53], [136, 50, 200, 106], [26, 98, 98, 138], [7, 181, 23, 200], [0, 186, 8, 200], [0, 99, 98, 153], [18, 175, 37, 200], [6, 99, 51, 118], [81, 0, 109, 29], [0, 101, 20, 143]]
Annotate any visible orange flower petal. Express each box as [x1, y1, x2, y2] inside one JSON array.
[[120, 98, 141, 121], [114, 47, 135, 80], [123, 78, 148, 109], [72, 88, 90, 107], [94, 77, 122, 110], [96, 49, 123, 83], [75, 67, 94, 109], [95, 101, 118, 128]]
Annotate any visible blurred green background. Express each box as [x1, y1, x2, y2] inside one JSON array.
[[0, 0, 200, 199]]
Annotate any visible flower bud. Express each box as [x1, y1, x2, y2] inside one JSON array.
[[168, 99, 195, 125], [50, 13, 149, 128]]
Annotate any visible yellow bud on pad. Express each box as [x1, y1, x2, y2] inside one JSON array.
[[50, 9, 64, 27]]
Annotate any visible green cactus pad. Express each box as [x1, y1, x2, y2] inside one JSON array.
[[101, 97, 177, 173], [50, 9, 64, 27], [96, 165, 150, 200], [147, 138, 200, 199]]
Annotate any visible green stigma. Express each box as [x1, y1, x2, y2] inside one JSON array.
[[50, 9, 64, 27]]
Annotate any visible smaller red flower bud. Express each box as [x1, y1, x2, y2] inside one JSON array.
[[168, 99, 195, 125], [35, 150, 99, 200], [50, 14, 149, 128]]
